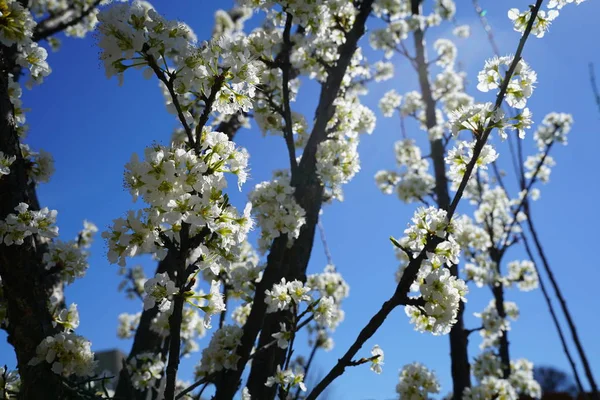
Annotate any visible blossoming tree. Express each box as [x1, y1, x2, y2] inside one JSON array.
[[0, 0, 597, 400]]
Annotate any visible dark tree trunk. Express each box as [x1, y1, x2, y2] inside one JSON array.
[[0, 46, 70, 400], [114, 253, 174, 400]]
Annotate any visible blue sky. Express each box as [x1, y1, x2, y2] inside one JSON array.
[[2, 1, 599, 399]]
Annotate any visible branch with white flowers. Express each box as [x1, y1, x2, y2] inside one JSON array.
[[306, 2, 545, 398]]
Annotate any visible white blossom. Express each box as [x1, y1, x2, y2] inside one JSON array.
[[370, 345, 384, 374], [0, 151, 16, 176], [143, 273, 178, 312]]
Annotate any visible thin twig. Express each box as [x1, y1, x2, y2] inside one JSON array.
[[146, 55, 196, 147], [499, 140, 555, 250], [317, 219, 334, 266], [520, 233, 587, 398], [590, 63, 600, 115]]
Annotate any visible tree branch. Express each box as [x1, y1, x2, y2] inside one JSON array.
[[33, 0, 103, 42], [281, 12, 299, 174]]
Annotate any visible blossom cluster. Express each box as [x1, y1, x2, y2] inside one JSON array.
[[445, 141, 498, 189], [508, 0, 586, 39], [379, 89, 402, 117], [505, 260, 539, 291], [405, 267, 468, 335], [469, 350, 542, 399], [51, 303, 80, 332], [195, 324, 243, 377], [117, 312, 141, 339], [0, 0, 51, 87], [216, 241, 263, 301], [265, 275, 342, 336], [375, 139, 435, 203], [30, 0, 105, 40], [464, 377, 518, 400], [477, 56, 537, 109], [317, 96, 375, 201], [104, 133, 251, 268], [0, 203, 58, 246], [533, 112, 573, 150], [466, 357, 541, 400], [20, 144, 55, 184], [475, 300, 519, 350], [316, 137, 361, 201], [394, 207, 468, 335], [0, 151, 16, 177], [43, 240, 90, 285], [28, 332, 96, 378], [396, 362, 440, 400], [98, 1, 261, 117], [308, 265, 349, 304], [473, 187, 525, 247], [143, 272, 178, 312], [249, 174, 306, 253], [127, 352, 165, 391]]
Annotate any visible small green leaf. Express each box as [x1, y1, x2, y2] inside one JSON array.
[[390, 236, 402, 248]]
